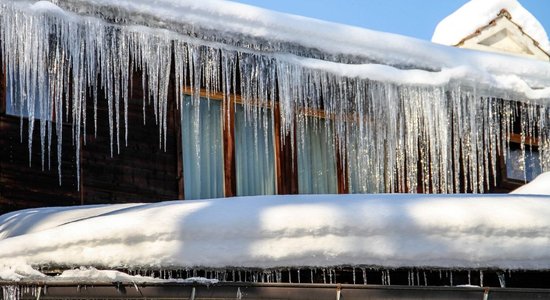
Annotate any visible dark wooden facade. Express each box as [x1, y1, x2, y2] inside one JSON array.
[[0, 51, 529, 214]]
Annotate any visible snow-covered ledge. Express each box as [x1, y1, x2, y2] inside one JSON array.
[[2, 192, 550, 281]]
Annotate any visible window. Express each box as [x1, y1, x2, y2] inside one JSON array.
[[347, 131, 380, 193], [181, 95, 224, 199], [506, 144, 542, 182], [297, 117, 337, 194], [234, 105, 276, 196]]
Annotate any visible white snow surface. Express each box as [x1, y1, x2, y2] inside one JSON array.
[[432, 0, 550, 52], [511, 172, 550, 195], [2, 194, 550, 273], [36, 0, 550, 93]]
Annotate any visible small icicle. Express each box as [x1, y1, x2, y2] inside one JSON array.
[[480, 270, 484, 287], [423, 271, 427, 286], [497, 272, 506, 288], [288, 269, 292, 284]]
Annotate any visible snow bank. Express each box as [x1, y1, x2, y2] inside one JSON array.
[[432, 0, 550, 52], [510, 172, 550, 195], [2, 194, 550, 274]]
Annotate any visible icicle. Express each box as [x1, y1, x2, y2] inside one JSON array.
[[2, 286, 20, 300], [288, 269, 292, 284], [480, 270, 484, 287], [497, 272, 506, 288], [423, 271, 427, 286], [1, 1, 549, 196]]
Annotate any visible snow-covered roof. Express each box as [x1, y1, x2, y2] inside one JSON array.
[[2, 193, 550, 277], [432, 0, 550, 53], [24, 0, 550, 94]]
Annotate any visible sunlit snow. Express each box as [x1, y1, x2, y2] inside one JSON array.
[[432, 0, 550, 52], [2, 192, 550, 276]]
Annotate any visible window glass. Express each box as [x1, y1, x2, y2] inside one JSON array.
[[181, 95, 224, 199], [235, 105, 276, 196], [506, 146, 542, 182], [347, 132, 379, 193], [297, 117, 337, 194]]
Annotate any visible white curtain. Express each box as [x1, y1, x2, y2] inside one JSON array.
[[235, 105, 276, 196], [297, 117, 337, 194], [181, 95, 224, 199], [347, 130, 379, 193]]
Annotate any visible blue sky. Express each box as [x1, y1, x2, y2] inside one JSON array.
[[229, 0, 550, 41]]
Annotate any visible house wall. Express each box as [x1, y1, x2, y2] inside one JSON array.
[[0, 57, 525, 214], [0, 66, 180, 213]]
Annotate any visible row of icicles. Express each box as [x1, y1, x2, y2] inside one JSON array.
[[1, 2, 548, 193]]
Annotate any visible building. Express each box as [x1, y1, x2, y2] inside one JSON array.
[[432, 0, 550, 61], [0, 0, 549, 213], [1, 0, 550, 297]]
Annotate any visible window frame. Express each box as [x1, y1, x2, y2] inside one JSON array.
[[178, 87, 348, 199]]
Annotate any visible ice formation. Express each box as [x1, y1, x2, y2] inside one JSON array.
[[2, 194, 550, 272], [432, 0, 550, 52], [1, 0, 550, 193]]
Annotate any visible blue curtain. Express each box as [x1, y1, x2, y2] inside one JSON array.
[[297, 118, 337, 194], [235, 105, 276, 196], [181, 95, 224, 199]]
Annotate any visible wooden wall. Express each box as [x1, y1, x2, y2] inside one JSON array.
[[0, 56, 521, 214], [0, 67, 180, 214], [81, 75, 179, 204]]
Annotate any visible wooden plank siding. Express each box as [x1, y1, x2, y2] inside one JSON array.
[[0, 54, 526, 213], [80, 70, 180, 204], [0, 115, 81, 213]]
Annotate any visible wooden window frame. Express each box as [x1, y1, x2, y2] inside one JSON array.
[[179, 87, 348, 198]]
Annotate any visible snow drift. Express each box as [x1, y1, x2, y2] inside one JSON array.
[[2, 193, 550, 273]]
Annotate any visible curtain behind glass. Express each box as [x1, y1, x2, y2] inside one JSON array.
[[347, 129, 379, 193], [181, 95, 224, 199], [297, 118, 337, 194], [235, 105, 276, 196]]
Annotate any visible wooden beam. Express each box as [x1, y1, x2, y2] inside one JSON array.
[[172, 102, 185, 200], [335, 141, 349, 194], [509, 133, 539, 147], [0, 54, 5, 115], [274, 105, 298, 194], [223, 97, 237, 197]]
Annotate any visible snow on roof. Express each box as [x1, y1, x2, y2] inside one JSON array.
[[36, 0, 550, 94], [432, 0, 550, 53], [2, 193, 550, 277], [510, 172, 550, 195]]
